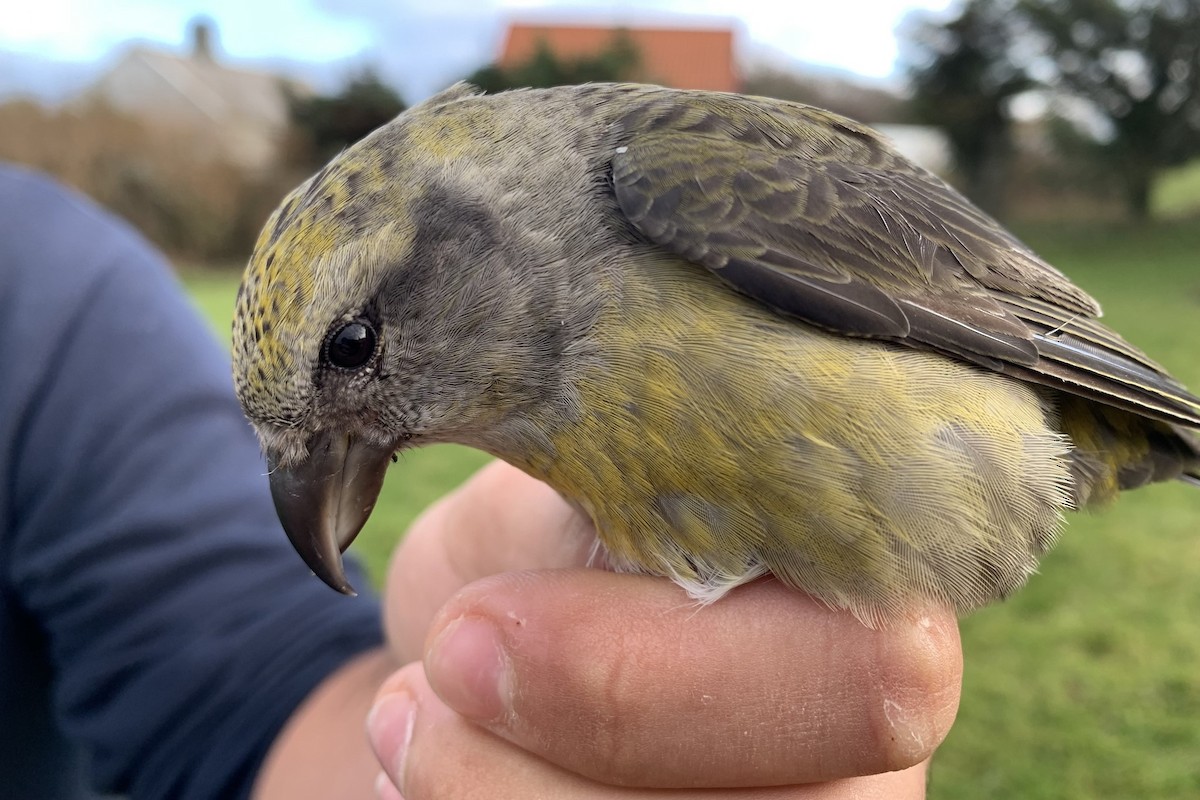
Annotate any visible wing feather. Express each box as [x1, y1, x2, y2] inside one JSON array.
[[609, 91, 1200, 427]]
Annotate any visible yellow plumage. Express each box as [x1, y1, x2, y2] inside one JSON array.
[[514, 253, 1073, 624]]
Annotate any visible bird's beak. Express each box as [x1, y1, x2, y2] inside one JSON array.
[[267, 431, 392, 595]]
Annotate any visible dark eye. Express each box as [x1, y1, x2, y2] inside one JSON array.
[[324, 320, 377, 370]]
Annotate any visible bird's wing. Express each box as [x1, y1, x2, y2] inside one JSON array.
[[609, 91, 1200, 427]]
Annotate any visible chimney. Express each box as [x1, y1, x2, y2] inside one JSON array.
[[189, 17, 217, 62]]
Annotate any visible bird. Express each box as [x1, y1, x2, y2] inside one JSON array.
[[232, 82, 1200, 626]]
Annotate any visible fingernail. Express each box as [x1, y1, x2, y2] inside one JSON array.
[[367, 691, 416, 793], [425, 616, 512, 722]]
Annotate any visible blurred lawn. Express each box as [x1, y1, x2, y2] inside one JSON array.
[[1154, 159, 1200, 219], [183, 221, 1200, 799]]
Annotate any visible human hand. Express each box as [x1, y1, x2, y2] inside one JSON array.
[[371, 461, 962, 798]]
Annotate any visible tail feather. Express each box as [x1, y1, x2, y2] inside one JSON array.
[[1061, 397, 1200, 506]]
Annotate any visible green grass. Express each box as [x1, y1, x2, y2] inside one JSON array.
[[1153, 159, 1200, 219], [182, 222, 1200, 798]]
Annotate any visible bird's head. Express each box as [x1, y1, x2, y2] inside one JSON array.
[[233, 92, 591, 592], [232, 141, 416, 593]]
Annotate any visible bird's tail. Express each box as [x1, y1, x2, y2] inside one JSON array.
[[1062, 398, 1200, 506]]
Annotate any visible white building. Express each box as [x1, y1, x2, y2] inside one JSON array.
[[77, 20, 301, 171]]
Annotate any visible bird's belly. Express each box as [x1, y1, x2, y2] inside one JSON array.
[[524, 264, 1074, 624]]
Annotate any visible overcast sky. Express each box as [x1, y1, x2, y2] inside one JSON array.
[[5, 0, 958, 100]]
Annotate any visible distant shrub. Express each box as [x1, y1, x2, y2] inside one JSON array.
[[0, 99, 300, 263]]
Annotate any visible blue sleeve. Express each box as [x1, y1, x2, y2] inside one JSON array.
[[0, 165, 384, 799]]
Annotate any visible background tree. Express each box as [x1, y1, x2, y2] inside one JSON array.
[[903, 0, 1032, 216], [464, 31, 640, 93], [1020, 0, 1200, 219], [286, 69, 406, 169], [903, 0, 1200, 220]]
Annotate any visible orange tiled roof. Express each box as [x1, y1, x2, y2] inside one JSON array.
[[500, 24, 738, 92]]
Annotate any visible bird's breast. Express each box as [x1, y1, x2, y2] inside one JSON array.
[[517, 255, 1075, 623]]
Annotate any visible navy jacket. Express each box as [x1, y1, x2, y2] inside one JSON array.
[[0, 165, 383, 799]]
